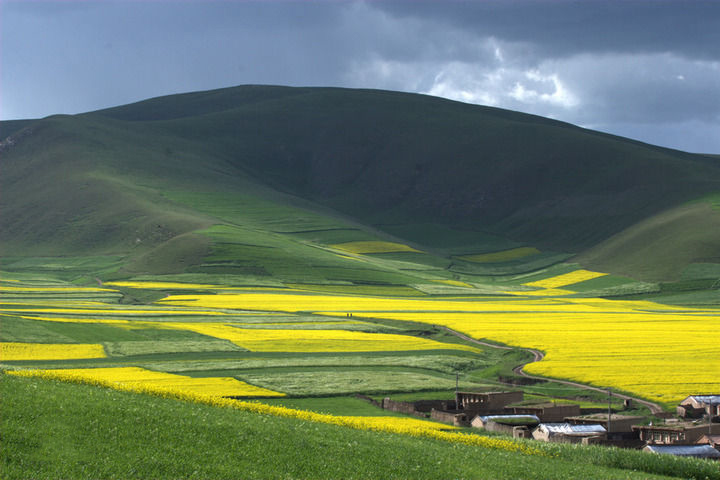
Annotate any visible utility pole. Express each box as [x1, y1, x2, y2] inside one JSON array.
[[455, 372, 460, 410], [607, 388, 612, 435]]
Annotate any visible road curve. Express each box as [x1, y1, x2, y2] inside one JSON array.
[[437, 325, 664, 415]]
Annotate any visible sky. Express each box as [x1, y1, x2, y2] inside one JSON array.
[[1, 0, 719, 153]]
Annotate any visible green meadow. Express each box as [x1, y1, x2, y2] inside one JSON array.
[[3, 85, 720, 479]]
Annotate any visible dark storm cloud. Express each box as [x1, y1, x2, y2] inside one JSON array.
[[1, 0, 719, 153], [375, 0, 720, 61]]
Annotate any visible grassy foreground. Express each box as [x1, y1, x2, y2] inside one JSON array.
[[3, 373, 718, 480]]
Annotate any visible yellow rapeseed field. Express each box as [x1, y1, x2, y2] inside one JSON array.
[[11, 366, 284, 397], [523, 269, 607, 288], [105, 281, 224, 289], [157, 291, 719, 404], [330, 241, 422, 254], [0, 342, 107, 360], [161, 322, 483, 353], [432, 279, 474, 288], [0, 285, 117, 293], [457, 247, 540, 263]]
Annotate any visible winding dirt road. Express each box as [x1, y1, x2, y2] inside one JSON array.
[[438, 325, 664, 415]]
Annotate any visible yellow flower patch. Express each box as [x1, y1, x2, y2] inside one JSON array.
[[11, 367, 284, 397], [1, 342, 106, 360], [330, 241, 422, 254], [161, 323, 483, 354], [523, 269, 607, 289]]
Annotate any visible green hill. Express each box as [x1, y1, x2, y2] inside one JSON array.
[[2, 85, 719, 282]]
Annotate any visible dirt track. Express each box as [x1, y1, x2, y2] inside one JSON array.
[[438, 326, 664, 415]]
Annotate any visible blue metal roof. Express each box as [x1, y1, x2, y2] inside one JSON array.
[[689, 395, 720, 405], [645, 445, 720, 458]]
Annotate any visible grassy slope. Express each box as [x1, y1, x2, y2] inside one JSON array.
[[94, 86, 720, 251], [577, 200, 720, 281], [3, 85, 720, 281], [4, 373, 717, 480]]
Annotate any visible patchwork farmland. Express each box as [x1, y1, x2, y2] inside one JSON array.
[[3, 85, 720, 479]]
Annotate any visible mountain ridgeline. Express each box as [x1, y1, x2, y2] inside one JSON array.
[[2, 85, 719, 281]]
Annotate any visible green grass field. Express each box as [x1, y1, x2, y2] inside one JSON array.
[[3, 373, 718, 480]]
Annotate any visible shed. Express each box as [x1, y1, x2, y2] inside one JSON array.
[[643, 445, 720, 459], [633, 422, 720, 445], [565, 414, 644, 434], [510, 403, 581, 422], [678, 395, 720, 418], [697, 434, 720, 449], [456, 391, 523, 414], [471, 414, 540, 435], [532, 423, 606, 443]]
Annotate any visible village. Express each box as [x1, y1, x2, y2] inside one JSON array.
[[367, 391, 720, 460]]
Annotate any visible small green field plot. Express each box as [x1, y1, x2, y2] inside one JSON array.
[[498, 263, 582, 286], [450, 252, 573, 276], [361, 251, 451, 270], [233, 368, 486, 396], [162, 189, 351, 233], [150, 352, 490, 376], [1, 256, 124, 279], [377, 223, 520, 255], [286, 228, 381, 245], [260, 396, 397, 416], [286, 283, 426, 296], [194, 224, 428, 284], [457, 247, 541, 263], [103, 339, 244, 356]]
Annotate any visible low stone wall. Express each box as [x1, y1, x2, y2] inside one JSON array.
[[430, 409, 468, 426], [382, 398, 426, 418]]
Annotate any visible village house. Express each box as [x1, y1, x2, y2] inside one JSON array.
[[566, 414, 644, 435], [509, 402, 581, 423], [643, 445, 720, 460], [455, 391, 523, 415], [633, 422, 720, 445], [471, 414, 539, 438], [697, 434, 720, 450], [677, 395, 720, 419], [532, 422, 606, 444]]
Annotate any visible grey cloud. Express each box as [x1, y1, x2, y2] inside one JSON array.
[[374, 0, 720, 61], [1, 0, 719, 152]]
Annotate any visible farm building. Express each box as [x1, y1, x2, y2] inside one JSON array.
[[677, 395, 720, 419], [455, 391, 523, 414], [532, 423, 606, 444], [471, 414, 540, 437], [697, 434, 720, 450], [643, 445, 720, 459], [508, 403, 581, 423], [430, 409, 468, 426], [566, 414, 644, 434], [633, 422, 720, 445]]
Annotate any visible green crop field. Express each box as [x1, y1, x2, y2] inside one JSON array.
[[3, 85, 720, 479]]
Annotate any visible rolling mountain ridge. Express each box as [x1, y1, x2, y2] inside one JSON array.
[[2, 85, 719, 282]]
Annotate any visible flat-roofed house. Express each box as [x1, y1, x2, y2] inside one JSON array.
[[677, 395, 720, 419], [697, 434, 720, 450], [455, 391, 523, 415], [633, 423, 720, 445], [509, 403, 581, 423], [532, 422, 606, 444], [471, 414, 540, 437], [565, 414, 644, 434]]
